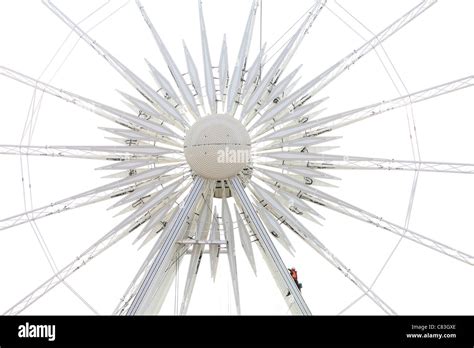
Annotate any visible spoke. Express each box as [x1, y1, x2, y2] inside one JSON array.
[[241, 24, 306, 120], [114, 207, 190, 315], [274, 0, 326, 74], [0, 145, 139, 161], [183, 41, 204, 108], [253, 0, 436, 129], [230, 176, 312, 315], [3, 219, 136, 315], [0, 67, 184, 140], [254, 135, 340, 152], [209, 209, 220, 280], [0, 164, 180, 231], [222, 189, 240, 314], [100, 128, 182, 149], [253, 172, 326, 222], [198, 0, 217, 114], [242, 1, 325, 121], [265, 65, 301, 103], [252, 100, 327, 138], [313, 75, 474, 135], [226, 0, 259, 115], [253, 115, 333, 142], [0, 145, 182, 164], [246, 179, 395, 314], [243, 65, 301, 127], [256, 204, 295, 255], [180, 192, 212, 314], [234, 204, 257, 274], [239, 45, 266, 108], [99, 127, 170, 144], [126, 177, 206, 315], [108, 173, 185, 209], [119, 205, 187, 313], [130, 190, 184, 244], [42, 0, 189, 128], [106, 178, 190, 237], [218, 35, 229, 109], [257, 152, 474, 174], [255, 170, 336, 195], [135, 0, 200, 119], [117, 90, 186, 132], [116, 243, 190, 315], [308, 0, 437, 96], [273, 186, 325, 223], [256, 167, 474, 265], [306, 193, 474, 266], [308, 236, 396, 315], [256, 161, 341, 181], [145, 60, 181, 105]]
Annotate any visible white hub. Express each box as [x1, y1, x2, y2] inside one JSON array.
[[184, 114, 251, 180]]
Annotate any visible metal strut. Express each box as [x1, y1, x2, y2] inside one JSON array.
[[126, 177, 205, 315], [230, 176, 312, 315]]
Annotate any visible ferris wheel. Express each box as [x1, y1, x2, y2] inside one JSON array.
[[0, 0, 473, 315]]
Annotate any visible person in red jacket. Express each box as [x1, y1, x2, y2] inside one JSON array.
[[289, 267, 298, 283], [286, 267, 302, 296]]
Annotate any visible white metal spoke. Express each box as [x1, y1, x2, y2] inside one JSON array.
[[257, 161, 341, 181], [106, 178, 190, 237], [0, 66, 185, 140], [0, 144, 181, 159], [115, 232, 190, 315], [313, 75, 474, 135], [226, 0, 259, 115], [180, 192, 212, 314], [253, 116, 332, 142], [183, 42, 205, 108], [117, 90, 186, 132], [136, 0, 200, 119], [307, 0, 437, 97], [256, 204, 295, 255], [253, 166, 474, 265], [234, 204, 257, 274], [222, 190, 241, 314], [131, 190, 186, 244], [126, 177, 206, 315], [230, 176, 311, 315], [218, 35, 229, 109], [0, 144, 145, 161], [241, 28, 304, 120], [256, 152, 474, 174], [4, 221, 136, 315], [42, 0, 190, 128], [303, 192, 474, 266], [198, 0, 217, 114], [145, 60, 181, 105], [253, 0, 436, 129], [254, 135, 340, 152], [240, 45, 265, 108], [252, 100, 327, 138], [209, 209, 220, 280], [0, 164, 181, 231], [247, 179, 396, 314], [241, 0, 325, 121]]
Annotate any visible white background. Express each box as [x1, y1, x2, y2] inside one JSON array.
[[0, 0, 473, 315]]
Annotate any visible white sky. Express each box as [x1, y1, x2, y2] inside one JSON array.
[[0, 0, 473, 315]]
